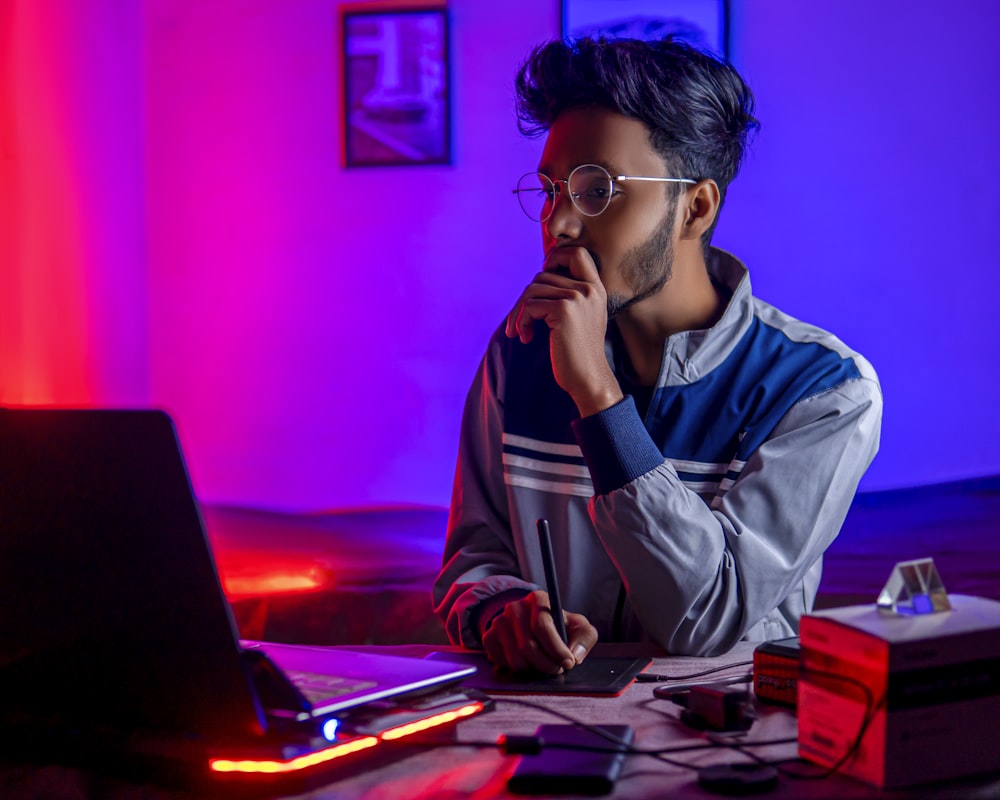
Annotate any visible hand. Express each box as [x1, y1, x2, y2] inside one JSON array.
[[481, 590, 598, 674], [505, 247, 623, 417]]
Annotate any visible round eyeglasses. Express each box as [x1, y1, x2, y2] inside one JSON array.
[[513, 163, 697, 222]]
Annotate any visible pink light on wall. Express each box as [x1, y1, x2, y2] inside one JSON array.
[[0, 0, 148, 408], [2, 0, 89, 404], [5, 0, 999, 512]]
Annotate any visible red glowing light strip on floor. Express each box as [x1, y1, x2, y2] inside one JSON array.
[[208, 701, 485, 775]]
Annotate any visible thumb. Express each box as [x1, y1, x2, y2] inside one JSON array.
[[565, 612, 598, 665]]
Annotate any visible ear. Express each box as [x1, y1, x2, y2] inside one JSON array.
[[679, 180, 721, 241]]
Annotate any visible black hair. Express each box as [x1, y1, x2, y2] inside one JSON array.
[[515, 36, 759, 234]]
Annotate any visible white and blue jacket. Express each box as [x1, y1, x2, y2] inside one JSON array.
[[433, 248, 882, 656]]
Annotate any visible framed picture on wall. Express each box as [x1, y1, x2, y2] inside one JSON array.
[[342, 7, 450, 167], [562, 0, 728, 59]]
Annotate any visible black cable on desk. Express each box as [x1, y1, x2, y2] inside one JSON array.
[[391, 671, 878, 785], [635, 659, 753, 683], [721, 667, 883, 782], [397, 695, 797, 772]]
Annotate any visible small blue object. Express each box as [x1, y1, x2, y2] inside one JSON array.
[[322, 718, 340, 741], [911, 594, 933, 614]]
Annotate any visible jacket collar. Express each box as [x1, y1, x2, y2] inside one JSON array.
[[606, 247, 755, 387]]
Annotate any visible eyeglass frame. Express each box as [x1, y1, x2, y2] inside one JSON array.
[[512, 163, 698, 222]]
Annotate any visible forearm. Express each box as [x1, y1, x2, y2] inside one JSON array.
[[575, 380, 882, 655]]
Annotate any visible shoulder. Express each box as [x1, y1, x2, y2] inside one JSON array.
[[708, 247, 879, 395], [748, 296, 879, 395]]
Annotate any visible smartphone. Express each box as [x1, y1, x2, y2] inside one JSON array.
[[507, 723, 633, 796]]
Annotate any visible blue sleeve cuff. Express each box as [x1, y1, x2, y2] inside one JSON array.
[[571, 395, 664, 495]]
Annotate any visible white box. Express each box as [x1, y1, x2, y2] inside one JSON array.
[[798, 594, 1000, 788]]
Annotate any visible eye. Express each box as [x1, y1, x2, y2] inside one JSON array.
[[581, 185, 610, 200], [572, 171, 613, 201]]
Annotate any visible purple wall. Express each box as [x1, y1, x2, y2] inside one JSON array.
[[4, 0, 999, 511]]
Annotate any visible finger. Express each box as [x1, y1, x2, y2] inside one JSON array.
[[543, 245, 600, 283], [489, 602, 558, 674], [484, 615, 534, 673], [505, 287, 531, 341], [564, 612, 599, 666], [482, 625, 507, 668], [505, 282, 551, 343], [505, 266, 560, 341], [486, 629, 530, 674], [486, 603, 560, 675], [506, 256, 590, 342], [516, 635, 563, 675], [511, 286, 580, 343], [530, 603, 575, 671]]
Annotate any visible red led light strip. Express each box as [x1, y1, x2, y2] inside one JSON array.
[[209, 701, 485, 775], [380, 700, 484, 740]]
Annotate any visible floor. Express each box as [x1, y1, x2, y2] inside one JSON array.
[[202, 476, 1000, 644]]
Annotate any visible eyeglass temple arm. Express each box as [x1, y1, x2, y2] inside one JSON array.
[[614, 176, 698, 184]]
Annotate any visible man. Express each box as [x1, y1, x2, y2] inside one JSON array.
[[433, 36, 881, 673]]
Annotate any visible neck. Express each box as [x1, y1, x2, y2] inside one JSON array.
[[614, 251, 724, 386]]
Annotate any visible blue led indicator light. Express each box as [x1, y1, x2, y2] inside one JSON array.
[[321, 718, 340, 741]]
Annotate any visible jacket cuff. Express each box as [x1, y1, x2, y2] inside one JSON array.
[[571, 395, 664, 495]]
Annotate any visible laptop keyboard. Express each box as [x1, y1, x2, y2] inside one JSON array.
[[285, 669, 377, 705]]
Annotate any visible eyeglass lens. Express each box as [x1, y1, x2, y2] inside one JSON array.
[[515, 165, 614, 222]]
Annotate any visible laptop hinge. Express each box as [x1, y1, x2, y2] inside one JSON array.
[[241, 648, 311, 720]]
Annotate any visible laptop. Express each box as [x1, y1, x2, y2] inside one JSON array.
[[0, 407, 480, 779]]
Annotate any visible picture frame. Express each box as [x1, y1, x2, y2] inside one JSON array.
[[561, 0, 729, 60], [341, 7, 450, 167]]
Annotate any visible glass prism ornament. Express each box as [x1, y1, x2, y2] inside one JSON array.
[[876, 558, 950, 615]]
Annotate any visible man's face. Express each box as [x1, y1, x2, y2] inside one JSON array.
[[537, 107, 680, 318]]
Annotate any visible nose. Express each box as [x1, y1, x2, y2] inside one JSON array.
[[544, 181, 583, 241]]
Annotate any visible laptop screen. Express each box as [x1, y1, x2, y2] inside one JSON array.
[[0, 408, 265, 744]]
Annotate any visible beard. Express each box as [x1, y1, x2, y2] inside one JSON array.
[[604, 204, 677, 319]]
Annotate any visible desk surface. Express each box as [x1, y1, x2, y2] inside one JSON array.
[[4, 643, 1000, 799]]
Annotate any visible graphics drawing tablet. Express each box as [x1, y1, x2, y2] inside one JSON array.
[[425, 651, 650, 695]]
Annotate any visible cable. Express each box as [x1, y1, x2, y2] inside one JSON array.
[[635, 659, 753, 683], [387, 694, 797, 772], [770, 667, 883, 781], [489, 696, 796, 771], [691, 666, 882, 782], [390, 671, 878, 785], [492, 671, 881, 784]]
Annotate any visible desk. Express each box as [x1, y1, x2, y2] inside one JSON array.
[[4, 643, 1000, 799]]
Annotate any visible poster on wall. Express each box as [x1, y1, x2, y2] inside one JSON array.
[[342, 8, 450, 167], [562, 0, 728, 59]]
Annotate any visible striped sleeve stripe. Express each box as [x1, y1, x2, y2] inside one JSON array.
[[502, 452, 591, 479], [502, 433, 583, 458], [505, 473, 596, 497], [668, 458, 732, 474], [500, 434, 749, 500]]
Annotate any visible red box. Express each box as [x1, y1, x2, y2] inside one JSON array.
[[753, 636, 799, 707]]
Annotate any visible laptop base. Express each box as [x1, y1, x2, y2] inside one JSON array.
[[1, 688, 492, 790]]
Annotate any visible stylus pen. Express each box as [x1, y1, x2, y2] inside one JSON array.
[[536, 518, 568, 645]]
